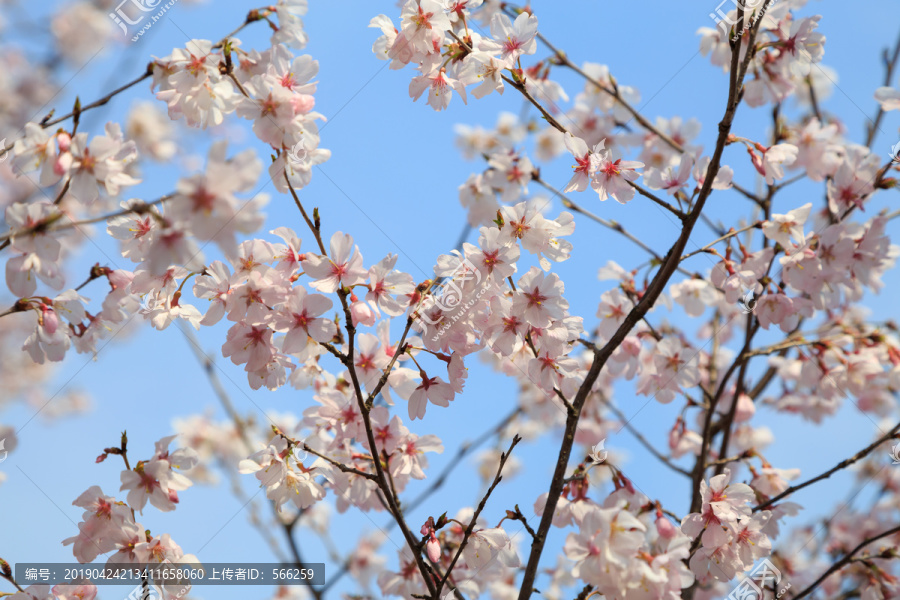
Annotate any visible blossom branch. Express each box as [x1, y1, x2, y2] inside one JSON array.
[[679, 222, 761, 261], [177, 324, 324, 600], [0, 194, 174, 245], [598, 397, 691, 477], [284, 176, 439, 598], [517, 5, 768, 596], [319, 410, 519, 596], [728, 181, 765, 206], [503, 11, 684, 154], [40, 68, 154, 131], [753, 420, 900, 512], [1, 8, 271, 158], [626, 181, 686, 220], [435, 434, 522, 600], [713, 318, 760, 477], [790, 524, 900, 600], [500, 73, 567, 134], [531, 175, 703, 280], [407, 408, 521, 515]]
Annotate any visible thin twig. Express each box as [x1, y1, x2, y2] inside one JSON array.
[[518, 21, 684, 154], [626, 181, 686, 220], [865, 29, 900, 147], [435, 435, 522, 600], [0, 194, 174, 244], [790, 524, 900, 600], [753, 421, 900, 512], [600, 398, 691, 477], [680, 222, 761, 261]]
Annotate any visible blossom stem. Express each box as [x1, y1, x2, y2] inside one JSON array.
[[0, 194, 175, 246], [790, 523, 900, 600], [435, 435, 522, 600], [753, 420, 900, 512], [517, 3, 770, 597], [625, 181, 686, 220], [680, 222, 761, 261], [865, 28, 900, 148]]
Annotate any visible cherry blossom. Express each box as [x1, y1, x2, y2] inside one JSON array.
[[590, 150, 644, 204], [479, 12, 538, 67], [302, 232, 367, 293]]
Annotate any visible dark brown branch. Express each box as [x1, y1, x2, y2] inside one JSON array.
[[41, 69, 153, 130], [790, 524, 900, 600], [285, 176, 438, 598], [627, 181, 686, 220], [435, 435, 522, 599], [517, 5, 767, 597]]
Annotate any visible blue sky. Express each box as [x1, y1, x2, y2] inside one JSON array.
[[1, 1, 899, 598]]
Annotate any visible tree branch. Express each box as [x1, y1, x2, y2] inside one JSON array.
[[790, 524, 900, 600], [753, 421, 900, 512], [435, 435, 522, 599]]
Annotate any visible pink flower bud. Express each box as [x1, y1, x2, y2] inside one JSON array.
[[734, 393, 756, 423], [56, 132, 71, 152], [41, 304, 59, 335], [420, 516, 437, 538], [656, 516, 677, 539], [425, 536, 441, 563], [291, 94, 316, 115], [350, 301, 376, 327], [54, 151, 72, 177]]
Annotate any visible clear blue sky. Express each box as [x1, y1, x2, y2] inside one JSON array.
[[1, 1, 899, 598]]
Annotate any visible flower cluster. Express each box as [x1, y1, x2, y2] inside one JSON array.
[[371, 1, 539, 111]]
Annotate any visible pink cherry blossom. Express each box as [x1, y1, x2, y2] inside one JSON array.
[[302, 231, 367, 293]]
